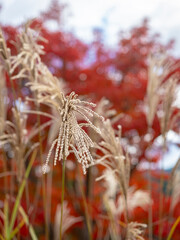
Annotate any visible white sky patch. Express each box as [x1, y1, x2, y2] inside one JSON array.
[[161, 144, 180, 169], [140, 131, 180, 171], [0, 0, 51, 24], [0, 0, 180, 54]]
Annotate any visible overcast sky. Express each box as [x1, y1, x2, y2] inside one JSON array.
[[0, 0, 180, 55]]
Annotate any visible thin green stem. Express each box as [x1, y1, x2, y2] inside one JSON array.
[[60, 155, 66, 240], [78, 165, 92, 240], [9, 150, 37, 234], [9, 220, 25, 239]]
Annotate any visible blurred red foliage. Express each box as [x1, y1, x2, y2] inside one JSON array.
[[0, 0, 180, 239]]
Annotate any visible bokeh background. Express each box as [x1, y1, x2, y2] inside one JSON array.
[[0, 0, 180, 239]]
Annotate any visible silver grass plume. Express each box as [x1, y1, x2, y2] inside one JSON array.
[[158, 77, 178, 144], [9, 24, 66, 143], [8, 24, 102, 174], [103, 168, 119, 200], [8, 23, 64, 95], [16, 25, 66, 144], [0, 28, 11, 71], [95, 98, 123, 127], [85, 98, 119, 150], [102, 169, 119, 216], [126, 222, 147, 240], [10, 23, 46, 79], [116, 187, 151, 216], [0, 101, 28, 181], [95, 119, 130, 200], [9, 24, 65, 96], [35, 91, 104, 174], [54, 201, 82, 239], [102, 170, 150, 217], [94, 119, 130, 235], [146, 53, 178, 128], [0, 99, 51, 181], [95, 98, 117, 120], [95, 119, 148, 239], [26, 62, 65, 106]]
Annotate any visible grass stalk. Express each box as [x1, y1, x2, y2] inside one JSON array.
[[78, 165, 92, 240], [2, 151, 8, 194], [148, 160, 153, 240], [4, 197, 9, 239], [36, 107, 49, 239], [147, 126, 153, 240], [167, 216, 180, 240], [46, 154, 54, 234], [159, 143, 166, 240], [9, 220, 25, 239], [124, 195, 129, 240], [104, 197, 119, 240], [60, 155, 66, 240]]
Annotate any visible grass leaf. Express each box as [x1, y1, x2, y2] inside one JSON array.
[[9, 150, 37, 234]]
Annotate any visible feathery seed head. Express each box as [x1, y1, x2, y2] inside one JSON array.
[[42, 91, 104, 174], [54, 201, 82, 239], [95, 119, 130, 199], [127, 222, 147, 240], [146, 53, 179, 128]]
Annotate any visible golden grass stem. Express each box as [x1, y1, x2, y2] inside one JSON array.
[[167, 216, 180, 240], [124, 196, 129, 240]]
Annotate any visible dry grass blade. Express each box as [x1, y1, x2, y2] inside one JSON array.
[[95, 119, 129, 199], [0, 99, 48, 181], [10, 25, 45, 78], [116, 187, 151, 216], [0, 28, 11, 71], [0, 66, 7, 135], [159, 78, 178, 144]]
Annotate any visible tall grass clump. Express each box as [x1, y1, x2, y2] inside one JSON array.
[[0, 21, 179, 240]]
